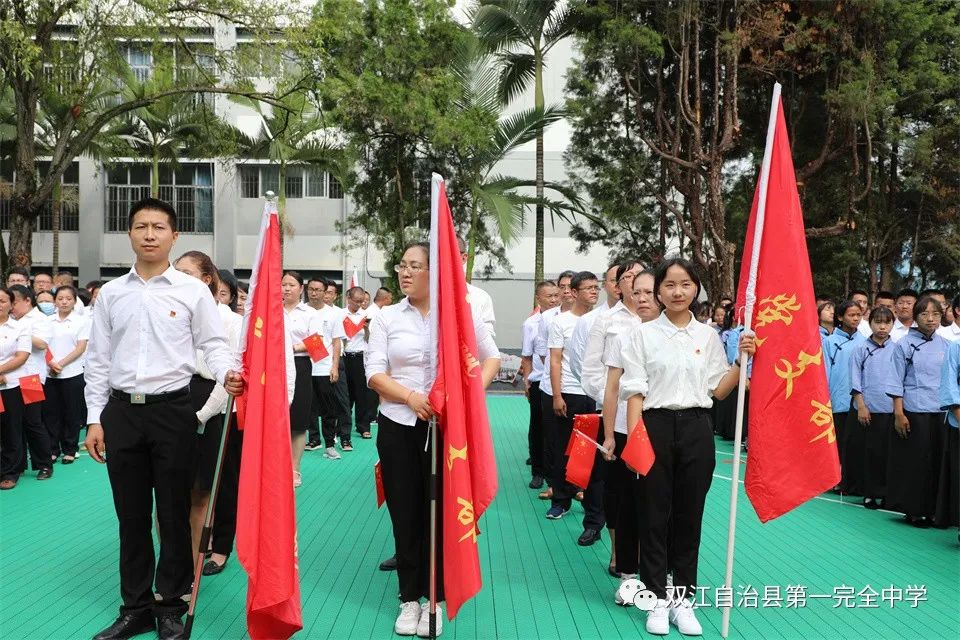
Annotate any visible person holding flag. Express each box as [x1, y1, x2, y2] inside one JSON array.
[[366, 237, 500, 637], [619, 258, 755, 636], [0, 287, 33, 490], [83, 198, 243, 640], [282, 271, 320, 485]]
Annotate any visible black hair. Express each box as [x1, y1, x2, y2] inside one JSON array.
[[8, 267, 29, 279], [817, 300, 834, 319], [868, 306, 895, 324], [0, 287, 13, 307], [217, 269, 238, 307], [9, 284, 36, 307], [176, 250, 220, 298], [326, 281, 339, 294], [374, 287, 391, 302], [128, 197, 177, 232], [282, 270, 304, 286], [571, 271, 598, 291], [912, 295, 942, 322], [834, 300, 861, 331], [613, 262, 640, 300], [54, 285, 78, 301], [952, 293, 960, 314], [848, 289, 868, 298], [874, 290, 895, 302], [895, 288, 918, 301], [722, 305, 736, 331], [237, 280, 249, 294], [346, 286, 365, 300], [919, 288, 944, 299], [307, 276, 329, 288], [401, 242, 430, 265], [653, 258, 702, 307], [85, 280, 103, 292], [77, 289, 92, 307], [535, 280, 557, 294], [33, 271, 52, 281], [557, 270, 576, 285], [36, 290, 55, 302]]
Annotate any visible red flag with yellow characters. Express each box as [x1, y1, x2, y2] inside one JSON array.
[[735, 95, 841, 523], [427, 175, 498, 620]]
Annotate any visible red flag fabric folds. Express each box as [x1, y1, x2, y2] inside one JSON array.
[[20, 374, 45, 404], [621, 418, 656, 476], [302, 333, 329, 363], [735, 97, 841, 522], [343, 316, 366, 339], [565, 430, 595, 489], [374, 460, 385, 509], [427, 177, 498, 620], [235, 203, 303, 639]]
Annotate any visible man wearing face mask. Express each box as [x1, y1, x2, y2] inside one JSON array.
[[36, 292, 57, 316]]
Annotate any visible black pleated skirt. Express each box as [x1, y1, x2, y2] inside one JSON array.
[[289, 356, 313, 433]]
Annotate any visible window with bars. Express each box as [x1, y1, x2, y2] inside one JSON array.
[[105, 162, 214, 233], [0, 162, 80, 231], [237, 165, 343, 200]]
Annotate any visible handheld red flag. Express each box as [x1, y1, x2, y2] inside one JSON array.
[[574, 413, 601, 440], [45, 349, 54, 364], [374, 460, 385, 508], [343, 316, 366, 339], [302, 333, 329, 363], [621, 418, 656, 476], [235, 201, 303, 639], [20, 374, 45, 404], [565, 430, 596, 489], [427, 175, 498, 620], [734, 89, 840, 523]]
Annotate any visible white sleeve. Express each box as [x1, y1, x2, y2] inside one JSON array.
[[84, 289, 112, 424], [364, 312, 389, 383], [285, 318, 296, 404], [619, 330, 649, 401], [580, 316, 609, 403]]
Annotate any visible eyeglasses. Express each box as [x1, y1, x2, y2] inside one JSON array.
[[393, 263, 426, 274]]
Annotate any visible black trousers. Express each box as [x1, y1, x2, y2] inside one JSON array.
[[527, 381, 545, 478], [842, 409, 867, 497], [44, 375, 86, 458], [212, 416, 243, 556], [885, 411, 943, 519], [344, 353, 378, 434], [0, 388, 27, 481], [101, 393, 197, 617], [313, 375, 351, 447], [862, 412, 892, 499], [550, 393, 596, 509], [583, 444, 609, 531], [833, 411, 848, 490], [377, 413, 444, 602], [540, 391, 556, 487], [934, 425, 958, 528], [611, 432, 639, 574], [637, 408, 715, 600], [10, 389, 51, 474]]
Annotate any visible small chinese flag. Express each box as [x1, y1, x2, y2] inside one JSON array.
[[574, 413, 602, 440], [302, 334, 328, 363], [45, 349, 54, 364], [20, 374, 45, 404], [0, 391, 5, 413], [622, 418, 656, 476], [565, 430, 596, 489], [374, 460, 385, 508], [343, 317, 366, 339]]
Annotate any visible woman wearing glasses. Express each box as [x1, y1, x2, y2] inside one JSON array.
[[885, 295, 949, 527], [365, 242, 500, 637]]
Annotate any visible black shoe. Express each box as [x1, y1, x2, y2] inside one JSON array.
[[525, 458, 532, 466], [906, 515, 930, 528], [378, 554, 397, 571], [304, 441, 322, 451], [577, 528, 601, 546], [863, 498, 880, 510], [202, 559, 227, 576], [37, 467, 53, 480], [92, 613, 154, 640], [156, 615, 186, 640], [528, 475, 544, 489]]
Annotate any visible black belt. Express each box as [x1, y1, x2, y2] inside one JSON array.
[[110, 386, 190, 405], [343, 352, 365, 357]]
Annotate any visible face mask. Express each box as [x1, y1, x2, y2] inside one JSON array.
[[38, 302, 56, 316]]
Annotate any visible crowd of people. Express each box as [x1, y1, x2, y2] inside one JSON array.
[[518, 262, 960, 637]]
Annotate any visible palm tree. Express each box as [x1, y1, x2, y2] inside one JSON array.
[[472, 0, 581, 285], [231, 89, 348, 249], [450, 33, 584, 279]]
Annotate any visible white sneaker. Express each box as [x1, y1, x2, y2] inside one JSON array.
[[324, 447, 342, 460], [293, 471, 302, 488], [669, 599, 703, 636], [416, 601, 443, 637], [645, 599, 670, 635], [395, 601, 421, 636]]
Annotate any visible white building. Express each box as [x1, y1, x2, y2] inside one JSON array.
[[2, 20, 604, 349]]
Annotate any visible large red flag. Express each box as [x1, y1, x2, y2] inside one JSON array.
[[235, 202, 303, 638], [735, 94, 840, 523], [427, 175, 498, 619]]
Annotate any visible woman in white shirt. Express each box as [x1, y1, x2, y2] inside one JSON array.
[[365, 242, 500, 637], [0, 287, 33, 490], [44, 285, 90, 464], [619, 259, 754, 636], [283, 270, 319, 487]]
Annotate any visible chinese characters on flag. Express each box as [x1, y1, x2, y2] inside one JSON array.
[[735, 97, 841, 523]]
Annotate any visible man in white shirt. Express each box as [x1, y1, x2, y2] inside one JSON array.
[[571, 263, 640, 384], [520, 280, 560, 490], [890, 288, 918, 342], [307, 278, 350, 459], [304, 276, 329, 448], [8, 285, 54, 479], [937, 294, 960, 342], [83, 198, 242, 640], [536, 270, 576, 501], [850, 289, 872, 337], [546, 271, 599, 529], [342, 286, 379, 439], [456, 237, 497, 338], [324, 280, 343, 310]]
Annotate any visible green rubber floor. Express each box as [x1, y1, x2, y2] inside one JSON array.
[[1, 395, 957, 639]]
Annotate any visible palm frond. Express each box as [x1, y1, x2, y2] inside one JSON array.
[[496, 51, 536, 105]]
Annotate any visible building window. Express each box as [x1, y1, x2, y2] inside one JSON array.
[[328, 174, 343, 199], [126, 45, 152, 82], [285, 167, 303, 199], [238, 165, 343, 200], [239, 166, 259, 199], [0, 162, 80, 232], [306, 168, 325, 197], [105, 162, 214, 233]]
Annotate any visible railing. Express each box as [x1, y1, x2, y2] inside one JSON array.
[[0, 187, 80, 231], [106, 184, 214, 233]]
